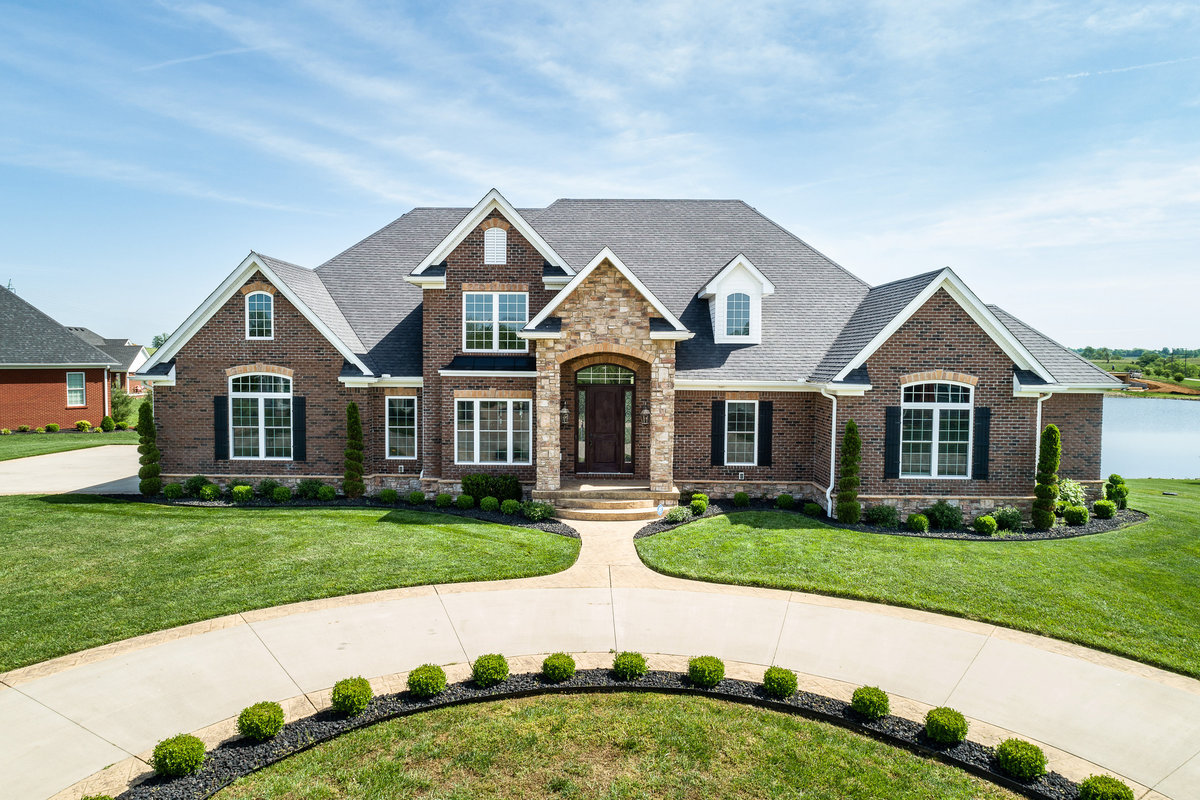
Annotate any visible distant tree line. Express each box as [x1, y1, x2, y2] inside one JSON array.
[[1075, 347, 1199, 379]]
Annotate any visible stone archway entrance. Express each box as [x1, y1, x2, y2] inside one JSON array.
[[575, 364, 635, 474]]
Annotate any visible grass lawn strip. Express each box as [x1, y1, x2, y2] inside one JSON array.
[[0, 496, 579, 672], [0, 429, 138, 461], [637, 479, 1200, 679]]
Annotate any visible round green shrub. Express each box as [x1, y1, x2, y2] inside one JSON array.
[[151, 733, 205, 776], [472, 653, 509, 687], [612, 651, 648, 680], [435, 492, 453, 507], [115, 421, 128, 430], [664, 506, 691, 523], [272, 485, 292, 503], [100, 416, 116, 432], [775, 493, 795, 510], [1064, 505, 1089, 526], [761, 666, 797, 699], [406, 664, 447, 698], [973, 515, 998, 536], [689, 497, 707, 516], [198, 483, 220, 501], [907, 513, 930, 532], [237, 701, 285, 741], [689, 492, 709, 505], [257, 478, 281, 498], [924, 707, 969, 744], [16, 424, 31, 432], [480, 496, 500, 512], [733, 491, 750, 507], [317, 485, 337, 501], [35, 427, 46, 433], [523, 501, 555, 521], [1078, 774, 1135, 800], [500, 498, 521, 515], [331, 676, 372, 715], [295, 479, 324, 500], [863, 505, 900, 529], [0, 429, 10, 435], [542, 652, 576, 682], [995, 738, 1047, 780], [687, 655, 725, 688], [456, 494, 475, 509], [925, 500, 964, 530], [1093, 499, 1116, 519], [851, 686, 890, 719], [45, 423, 60, 432], [183, 474, 210, 497], [140, 477, 163, 496], [378, 488, 399, 504], [993, 506, 1023, 531], [163, 482, 184, 500], [802, 501, 823, 517], [407, 490, 426, 505], [230, 485, 254, 503], [75, 419, 92, 432]]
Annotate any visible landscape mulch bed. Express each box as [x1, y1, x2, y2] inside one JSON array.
[[635, 500, 1146, 542], [118, 669, 1082, 800]]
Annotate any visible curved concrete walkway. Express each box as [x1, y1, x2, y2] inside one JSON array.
[[2, 519, 1198, 800], [0, 445, 139, 495]]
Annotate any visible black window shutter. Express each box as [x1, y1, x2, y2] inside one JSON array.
[[293, 397, 307, 462], [757, 401, 773, 467], [213, 396, 228, 460], [883, 406, 900, 479], [710, 400, 725, 466], [973, 407, 991, 480]]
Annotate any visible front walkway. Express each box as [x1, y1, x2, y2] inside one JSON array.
[[0, 445, 139, 495], [1, 519, 1197, 800]]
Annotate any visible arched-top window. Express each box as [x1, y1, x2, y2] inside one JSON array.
[[483, 227, 507, 265], [726, 293, 751, 337], [900, 382, 972, 478], [246, 292, 273, 339], [575, 364, 636, 384], [230, 373, 292, 460]]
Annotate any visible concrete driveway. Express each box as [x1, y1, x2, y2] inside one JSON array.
[[0, 445, 139, 495]]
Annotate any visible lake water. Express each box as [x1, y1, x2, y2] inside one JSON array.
[[1102, 396, 1200, 479]]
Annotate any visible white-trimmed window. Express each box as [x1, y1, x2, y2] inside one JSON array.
[[455, 398, 532, 464], [386, 396, 417, 459], [725, 400, 758, 466], [230, 374, 292, 460], [246, 292, 274, 339], [463, 292, 527, 352], [900, 382, 972, 478], [66, 371, 86, 407], [726, 293, 751, 337], [484, 227, 507, 264]]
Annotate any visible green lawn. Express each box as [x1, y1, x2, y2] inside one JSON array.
[[0, 497, 579, 672], [218, 693, 1015, 800], [637, 479, 1200, 678], [0, 430, 139, 461]]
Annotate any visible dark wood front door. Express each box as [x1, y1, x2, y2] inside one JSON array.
[[583, 385, 627, 473]]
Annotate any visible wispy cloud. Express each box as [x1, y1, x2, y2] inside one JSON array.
[[133, 45, 266, 72], [1037, 54, 1200, 82]]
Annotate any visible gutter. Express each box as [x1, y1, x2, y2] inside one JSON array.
[[820, 387, 838, 516]]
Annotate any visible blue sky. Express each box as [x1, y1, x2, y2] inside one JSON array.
[[1, 1, 1197, 349]]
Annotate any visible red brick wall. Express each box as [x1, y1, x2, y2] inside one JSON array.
[[1043, 393, 1103, 481], [0, 368, 108, 429]]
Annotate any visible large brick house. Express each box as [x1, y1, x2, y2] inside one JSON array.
[[136, 190, 1119, 518]]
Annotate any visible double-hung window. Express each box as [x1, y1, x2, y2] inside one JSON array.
[[246, 292, 273, 339], [725, 400, 758, 466], [726, 293, 751, 337], [455, 398, 531, 464], [463, 292, 527, 351], [230, 374, 292, 460], [900, 382, 972, 478], [386, 396, 417, 459], [66, 372, 86, 407]]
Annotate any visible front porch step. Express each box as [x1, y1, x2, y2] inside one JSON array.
[[554, 497, 659, 510], [532, 489, 680, 502], [553, 505, 671, 522]]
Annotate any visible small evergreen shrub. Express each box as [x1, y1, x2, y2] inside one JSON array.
[[864, 505, 900, 529], [542, 652, 576, 682], [406, 664, 447, 698], [100, 415, 116, 432], [924, 707, 969, 744], [343, 402, 365, 499], [75, 420, 92, 431], [1093, 499, 1116, 519], [993, 506, 1023, 532], [489, 474, 523, 502], [0, 429, 9, 435], [231, 485, 254, 503], [16, 425, 30, 432], [183, 475, 210, 497], [1058, 478, 1087, 507], [272, 485, 292, 503], [732, 491, 750, 507], [689, 492, 709, 505], [317, 485, 337, 501], [689, 497, 708, 516], [151, 733, 205, 776], [237, 701, 285, 741], [925, 500, 964, 530], [612, 651, 648, 680], [137, 402, 160, 497], [407, 490, 426, 505], [523, 501, 555, 521], [296, 479, 325, 500], [995, 738, 1047, 780], [257, 478, 281, 498], [92, 427, 104, 433], [907, 513, 930, 532], [1105, 474, 1129, 510], [115, 421, 127, 430], [378, 488, 399, 504], [435, 492, 453, 507], [851, 686, 890, 719], [973, 515, 998, 536], [34, 427, 45, 433], [802, 502, 823, 517], [331, 676, 373, 715], [456, 493, 475, 510], [480, 496, 500, 512], [688, 655, 725, 688], [462, 474, 489, 500], [501, 498, 521, 515], [472, 653, 509, 687], [198, 483, 220, 501], [1033, 425, 1061, 530], [761, 666, 797, 699], [163, 483, 184, 500], [664, 506, 691, 523], [45, 423, 60, 432], [1064, 504, 1089, 525], [775, 493, 794, 510], [1078, 774, 1135, 800], [836, 418, 862, 524]]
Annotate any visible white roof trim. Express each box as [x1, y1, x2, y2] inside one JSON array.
[[832, 268, 1054, 384], [141, 253, 373, 377], [337, 375, 423, 387], [133, 363, 176, 386], [412, 188, 570, 275], [438, 370, 538, 378], [403, 275, 447, 290], [698, 253, 776, 299], [525, 247, 689, 333]]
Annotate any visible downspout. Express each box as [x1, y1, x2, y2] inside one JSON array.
[[1033, 392, 1051, 477], [820, 387, 837, 516], [103, 368, 110, 419]]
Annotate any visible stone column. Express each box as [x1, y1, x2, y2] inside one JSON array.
[[648, 342, 676, 492], [535, 341, 561, 491]]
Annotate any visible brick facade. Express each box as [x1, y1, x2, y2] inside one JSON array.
[[0, 367, 109, 430]]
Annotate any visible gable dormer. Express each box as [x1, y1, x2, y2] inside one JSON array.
[[698, 254, 775, 345]]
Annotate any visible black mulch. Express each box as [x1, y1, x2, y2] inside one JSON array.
[[118, 670, 1082, 800]]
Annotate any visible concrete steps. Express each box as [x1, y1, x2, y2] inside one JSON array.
[[533, 484, 680, 522]]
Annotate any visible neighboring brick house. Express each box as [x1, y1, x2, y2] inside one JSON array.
[[137, 190, 1120, 518], [0, 288, 118, 429], [66, 327, 149, 396]]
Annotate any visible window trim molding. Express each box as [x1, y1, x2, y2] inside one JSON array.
[[66, 371, 86, 407], [385, 395, 418, 461], [244, 291, 275, 341], [453, 397, 533, 465], [228, 373, 293, 461], [483, 226, 507, 265], [462, 291, 529, 353], [898, 380, 974, 480], [724, 399, 759, 467]]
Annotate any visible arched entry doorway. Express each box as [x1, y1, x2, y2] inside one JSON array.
[[575, 364, 635, 474]]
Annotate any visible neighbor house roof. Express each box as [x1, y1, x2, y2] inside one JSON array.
[[0, 290, 118, 366], [65, 327, 146, 371]]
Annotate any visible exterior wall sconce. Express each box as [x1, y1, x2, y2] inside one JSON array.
[[560, 400, 571, 426], [641, 403, 651, 425]]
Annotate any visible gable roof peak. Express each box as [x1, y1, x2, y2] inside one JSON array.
[[699, 253, 776, 299]]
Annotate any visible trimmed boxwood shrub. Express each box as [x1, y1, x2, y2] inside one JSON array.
[[973, 514, 998, 536], [542, 652, 576, 682], [993, 506, 1023, 531], [1064, 504, 1089, 525], [480, 496, 500, 512], [687, 655, 725, 688], [995, 738, 1047, 780], [272, 485, 292, 503], [1093, 499, 1116, 519], [907, 513, 929, 532], [461, 474, 489, 501], [1105, 474, 1129, 510], [689, 497, 707, 516], [331, 676, 372, 715], [75, 419, 92, 432], [500, 498, 521, 515], [864, 505, 900, 529], [115, 421, 128, 430], [732, 491, 750, 507], [183, 474, 209, 497], [406, 664, 447, 698], [151, 733, 205, 776], [378, 488, 399, 504], [163, 483, 184, 500], [775, 493, 794, 510], [761, 666, 797, 699], [237, 701, 285, 741], [435, 492, 453, 508], [802, 501, 823, 517], [317, 485, 337, 501], [296, 479, 325, 500], [924, 707, 969, 744], [199, 483, 220, 501], [456, 494, 475, 510], [850, 686, 890, 719], [925, 500, 963, 530], [137, 400, 161, 496], [257, 478, 281, 499], [16, 425, 30, 432], [490, 474, 523, 502], [231, 485, 254, 503], [100, 415, 115, 432], [35, 427, 45, 433], [45, 423, 60, 432], [1078, 774, 1135, 800], [612, 651, 648, 680], [664, 506, 691, 523], [523, 501, 555, 521], [407, 490, 426, 505], [472, 653, 509, 687]]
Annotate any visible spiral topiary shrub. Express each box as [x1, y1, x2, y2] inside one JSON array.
[[1064, 505, 1089, 526], [1078, 774, 1135, 800], [687, 655, 725, 688], [612, 651, 648, 681], [406, 664, 447, 698], [408, 490, 426, 505], [231, 484, 254, 503], [1093, 499, 1116, 519], [343, 402, 365, 499], [836, 418, 862, 523], [973, 515, 998, 536], [480, 496, 500, 512], [472, 653, 509, 687], [907, 513, 929, 533], [456, 494, 475, 510], [733, 491, 750, 507], [137, 401, 161, 496], [500, 498, 521, 515], [436, 492, 453, 508], [775, 493, 794, 509], [151, 733, 206, 776], [378, 488, 399, 504], [761, 666, 797, 699], [331, 676, 372, 715], [163, 482, 184, 500], [237, 701, 285, 741], [924, 707, 969, 744], [851, 686, 890, 719], [995, 738, 1047, 780], [541, 652, 576, 682], [1033, 425, 1061, 530]]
